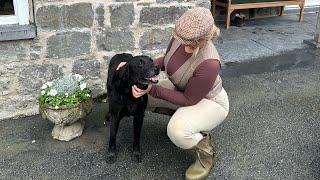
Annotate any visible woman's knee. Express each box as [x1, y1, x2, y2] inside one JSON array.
[[167, 128, 188, 149], [167, 120, 197, 149]]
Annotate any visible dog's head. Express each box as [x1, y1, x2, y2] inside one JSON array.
[[115, 55, 160, 90], [126, 55, 160, 89]]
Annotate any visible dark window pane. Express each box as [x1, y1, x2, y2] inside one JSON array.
[[0, 0, 14, 15]]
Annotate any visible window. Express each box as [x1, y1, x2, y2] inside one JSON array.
[[0, 0, 14, 15], [0, 0, 35, 41], [0, 0, 30, 25]]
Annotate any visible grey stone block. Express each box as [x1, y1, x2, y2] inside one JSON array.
[[215, 39, 276, 62], [140, 28, 172, 50], [95, 4, 105, 27], [18, 64, 63, 94], [140, 6, 188, 26], [0, 41, 28, 63], [36, 5, 61, 30], [30, 52, 40, 60], [1, 97, 38, 115], [90, 83, 105, 97], [0, 80, 10, 93], [255, 33, 309, 53], [47, 32, 91, 59], [247, 23, 313, 53], [30, 37, 42, 51], [36, 3, 94, 30], [63, 3, 94, 29], [0, 66, 15, 78], [110, 3, 134, 28], [96, 29, 134, 51], [219, 27, 259, 42], [140, 49, 167, 61], [196, 0, 211, 9], [137, 2, 153, 6], [72, 59, 101, 79], [17, 97, 38, 110]]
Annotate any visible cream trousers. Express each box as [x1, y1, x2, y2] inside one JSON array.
[[148, 79, 229, 150]]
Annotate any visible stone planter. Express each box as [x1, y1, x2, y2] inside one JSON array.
[[39, 98, 93, 141]]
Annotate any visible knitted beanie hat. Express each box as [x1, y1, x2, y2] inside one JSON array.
[[172, 7, 218, 47]]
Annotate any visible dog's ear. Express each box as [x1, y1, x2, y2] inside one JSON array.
[[113, 65, 130, 90], [115, 54, 133, 81], [116, 63, 130, 81]]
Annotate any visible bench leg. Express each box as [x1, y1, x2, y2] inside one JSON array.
[[279, 6, 284, 16], [211, 0, 216, 17], [226, 9, 234, 29], [299, 3, 304, 21]]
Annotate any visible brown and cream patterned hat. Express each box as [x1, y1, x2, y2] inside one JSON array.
[[172, 7, 215, 47]]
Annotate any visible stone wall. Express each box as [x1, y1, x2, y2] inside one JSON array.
[[0, 0, 210, 120]]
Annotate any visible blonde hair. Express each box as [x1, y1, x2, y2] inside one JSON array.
[[192, 24, 220, 57], [207, 24, 220, 40]]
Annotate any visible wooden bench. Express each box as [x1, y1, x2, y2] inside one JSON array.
[[211, 0, 305, 29]]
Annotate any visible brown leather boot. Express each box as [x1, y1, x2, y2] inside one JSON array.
[[185, 133, 215, 180]]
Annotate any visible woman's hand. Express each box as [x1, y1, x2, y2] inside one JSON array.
[[132, 85, 152, 98], [116, 62, 127, 70]]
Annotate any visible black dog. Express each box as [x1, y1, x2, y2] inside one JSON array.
[[106, 53, 160, 163]]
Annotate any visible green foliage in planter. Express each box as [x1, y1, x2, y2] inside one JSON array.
[[38, 74, 92, 107]]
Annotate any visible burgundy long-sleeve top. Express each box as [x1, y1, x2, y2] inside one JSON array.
[[149, 39, 221, 106]]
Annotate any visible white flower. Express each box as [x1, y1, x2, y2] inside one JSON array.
[[80, 83, 87, 90], [41, 90, 46, 95], [65, 93, 69, 97], [86, 94, 90, 97], [41, 84, 47, 90], [46, 82, 53, 87], [74, 74, 84, 82], [48, 89, 58, 96], [54, 106, 59, 109]]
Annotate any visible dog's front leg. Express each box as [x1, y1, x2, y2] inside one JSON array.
[[106, 113, 120, 163], [132, 114, 144, 162]]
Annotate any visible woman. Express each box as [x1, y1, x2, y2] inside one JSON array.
[[121, 7, 229, 179]]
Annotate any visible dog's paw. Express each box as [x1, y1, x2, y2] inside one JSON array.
[[106, 151, 117, 164], [132, 151, 142, 163]]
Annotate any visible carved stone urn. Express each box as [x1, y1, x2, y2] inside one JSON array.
[[39, 98, 92, 141]]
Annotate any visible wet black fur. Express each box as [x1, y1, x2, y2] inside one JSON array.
[[106, 53, 160, 163]]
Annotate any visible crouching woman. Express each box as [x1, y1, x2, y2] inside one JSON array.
[[131, 7, 230, 180]]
